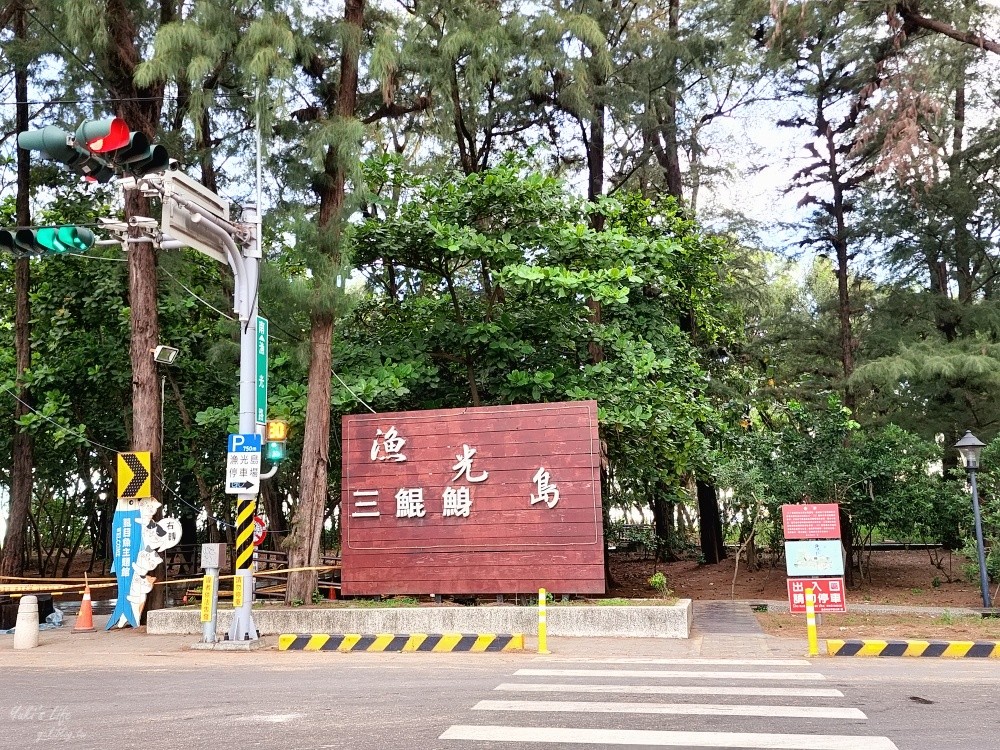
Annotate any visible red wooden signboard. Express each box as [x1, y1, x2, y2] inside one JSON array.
[[787, 577, 847, 613], [340, 401, 604, 596], [781, 503, 842, 540]]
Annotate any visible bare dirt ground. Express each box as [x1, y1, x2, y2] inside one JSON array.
[[606, 548, 985, 609], [756, 612, 1000, 641]]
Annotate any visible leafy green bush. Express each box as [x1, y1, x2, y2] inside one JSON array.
[[648, 571, 672, 598]]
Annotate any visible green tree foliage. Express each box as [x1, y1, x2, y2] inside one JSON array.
[[717, 397, 958, 580], [351, 158, 731, 525]]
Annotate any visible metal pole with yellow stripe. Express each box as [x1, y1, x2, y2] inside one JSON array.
[[805, 586, 819, 657], [537, 588, 550, 655], [225, 201, 261, 643], [231, 498, 256, 600]]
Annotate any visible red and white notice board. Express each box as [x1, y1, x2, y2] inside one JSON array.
[[340, 401, 605, 596], [782, 502, 847, 614], [781, 503, 841, 540]]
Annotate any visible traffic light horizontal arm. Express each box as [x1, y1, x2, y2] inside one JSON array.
[[166, 194, 250, 319]]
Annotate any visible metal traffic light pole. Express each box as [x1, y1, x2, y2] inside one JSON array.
[[16, 117, 271, 641], [157, 185, 262, 642], [228, 201, 261, 643]]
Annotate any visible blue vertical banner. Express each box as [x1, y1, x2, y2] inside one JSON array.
[[107, 497, 142, 629]]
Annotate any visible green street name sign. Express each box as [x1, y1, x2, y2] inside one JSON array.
[[256, 316, 268, 425]]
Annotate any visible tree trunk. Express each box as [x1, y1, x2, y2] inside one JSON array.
[[101, 0, 166, 613], [661, 0, 683, 200], [1, 3, 34, 578], [650, 480, 677, 562], [127, 192, 164, 612], [286, 313, 335, 602], [259, 479, 285, 552], [697, 479, 726, 564], [841, 506, 855, 587], [286, 0, 365, 603], [587, 101, 605, 206], [823, 119, 856, 410]]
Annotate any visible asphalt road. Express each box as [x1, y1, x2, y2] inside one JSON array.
[[3, 645, 998, 750]]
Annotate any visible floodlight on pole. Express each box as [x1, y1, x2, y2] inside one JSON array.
[[151, 345, 180, 365]]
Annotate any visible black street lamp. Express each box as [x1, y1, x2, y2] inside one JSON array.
[[955, 430, 992, 608]]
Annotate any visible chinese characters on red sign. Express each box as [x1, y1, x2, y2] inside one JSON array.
[[786, 578, 847, 613], [781, 504, 841, 540], [341, 401, 604, 595]]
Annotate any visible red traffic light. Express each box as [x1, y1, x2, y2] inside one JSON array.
[[76, 118, 130, 153]]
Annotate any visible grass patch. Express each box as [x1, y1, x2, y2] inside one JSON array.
[[558, 597, 680, 607]]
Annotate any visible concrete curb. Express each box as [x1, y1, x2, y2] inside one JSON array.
[[827, 638, 1000, 657], [148, 599, 692, 639], [277, 632, 524, 652]]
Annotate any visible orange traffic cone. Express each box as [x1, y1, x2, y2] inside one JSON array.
[[73, 579, 96, 633]]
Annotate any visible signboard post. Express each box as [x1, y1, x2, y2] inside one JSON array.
[[199, 543, 225, 643], [782, 504, 847, 627], [226, 433, 262, 495], [224, 434, 261, 641]]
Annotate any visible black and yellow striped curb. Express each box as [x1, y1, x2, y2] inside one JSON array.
[[278, 633, 524, 652], [828, 639, 1000, 657]]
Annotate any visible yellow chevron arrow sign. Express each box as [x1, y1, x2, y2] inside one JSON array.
[[117, 452, 151, 499]]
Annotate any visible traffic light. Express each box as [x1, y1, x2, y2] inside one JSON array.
[[17, 125, 114, 183], [0, 229, 18, 254], [0, 226, 95, 255], [265, 420, 289, 462], [75, 117, 130, 152], [76, 117, 169, 177], [18, 118, 170, 181]]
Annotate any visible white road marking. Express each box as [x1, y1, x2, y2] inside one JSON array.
[[515, 668, 826, 681], [233, 713, 303, 723], [440, 725, 899, 749], [473, 699, 866, 719], [495, 682, 845, 698], [532, 658, 812, 666]]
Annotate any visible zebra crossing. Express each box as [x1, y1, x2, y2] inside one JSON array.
[[438, 657, 898, 749]]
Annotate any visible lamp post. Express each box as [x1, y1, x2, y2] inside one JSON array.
[[955, 430, 992, 609]]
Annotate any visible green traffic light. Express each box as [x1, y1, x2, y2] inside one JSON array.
[[13, 226, 95, 254], [265, 441, 286, 462], [0, 229, 16, 254]]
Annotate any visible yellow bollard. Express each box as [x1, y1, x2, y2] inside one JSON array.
[[805, 586, 819, 657], [537, 587, 550, 655]]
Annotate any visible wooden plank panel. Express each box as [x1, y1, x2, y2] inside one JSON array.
[[346, 547, 602, 563], [344, 565, 605, 583], [347, 520, 601, 548], [344, 454, 599, 476], [347, 404, 597, 429], [341, 401, 603, 595]]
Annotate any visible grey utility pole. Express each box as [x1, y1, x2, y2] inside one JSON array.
[[119, 171, 265, 641]]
